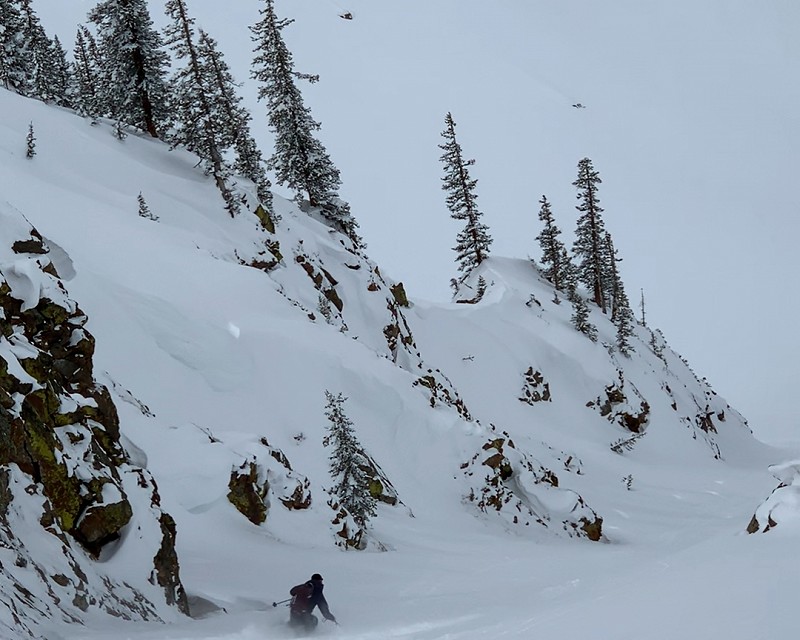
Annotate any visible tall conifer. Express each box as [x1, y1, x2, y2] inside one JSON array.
[[535, 195, 571, 292], [72, 26, 105, 117], [605, 232, 635, 355], [572, 157, 609, 313], [250, 0, 358, 240], [196, 29, 272, 209], [48, 36, 73, 108], [164, 0, 238, 214], [17, 0, 54, 101], [88, 0, 171, 137], [323, 391, 377, 530], [439, 112, 493, 278], [0, 0, 32, 93]]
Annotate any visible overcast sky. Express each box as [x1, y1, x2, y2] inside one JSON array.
[[36, 0, 800, 446]]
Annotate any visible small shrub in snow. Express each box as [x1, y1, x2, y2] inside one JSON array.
[[137, 192, 158, 221], [114, 120, 127, 140], [26, 122, 36, 158]]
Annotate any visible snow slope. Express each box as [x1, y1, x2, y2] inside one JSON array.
[[37, 0, 800, 446], [2, 73, 799, 639]]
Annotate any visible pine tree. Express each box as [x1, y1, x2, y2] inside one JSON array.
[[17, 0, 59, 102], [535, 194, 571, 292], [196, 29, 272, 209], [88, 0, 171, 138], [572, 157, 609, 313], [560, 247, 597, 340], [72, 25, 105, 117], [25, 121, 35, 158], [48, 36, 74, 108], [639, 288, 647, 326], [250, 0, 358, 240], [570, 293, 597, 342], [323, 391, 377, 529], [114, 120, 127, 140], [605, 232, 635, 356], [0, 0, 32, 93], [164, 0, 238, 215], [439, 112, 493, 278], [137, 192, 158, 220]]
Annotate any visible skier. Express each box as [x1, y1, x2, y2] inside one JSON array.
[[288, 573, 337, 633]]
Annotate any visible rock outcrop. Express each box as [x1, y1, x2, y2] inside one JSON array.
[[463, 431, 603, 541], [0, 207, 187, 636], [747, 461, 800, 534]]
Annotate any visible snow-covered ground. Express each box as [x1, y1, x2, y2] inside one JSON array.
[[2, 2, 799, 638], [2, 84, 797, 639]]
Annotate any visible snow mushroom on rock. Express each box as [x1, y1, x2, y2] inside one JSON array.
[[747, 460, 800, 533], [0, 207, 188, 633]]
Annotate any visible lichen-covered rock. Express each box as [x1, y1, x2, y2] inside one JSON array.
[[227, 458, 269, 525], [360, 453, 401, 506], [463, 432, 603, 541], [0, 207, 187, 633], [389, 282, 409, 308]]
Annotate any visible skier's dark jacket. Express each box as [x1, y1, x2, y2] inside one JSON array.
[[289, 577, 335, 622]]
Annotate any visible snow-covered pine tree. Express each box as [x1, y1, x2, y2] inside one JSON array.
[[535, 194, 571, 293], [562, 247, 597, 340], [137, 192, 158, 220], [48, 36, 74, 108], [0, 0, 32, 93], [88, 0, 171, 138], [17, 0, 53, 101], [114, 120, 127, 140], [439, 112, 493, 279], [250, 0, 359, 242], [639, 288, 647, 326], [323, 391, 377, 532], [604, 232, 635, 355], [196, 29, 272, 210], [164, 0, 238, 215], [25, 121, 35, 158], [72, 26, 105, 117], [568, 285, 597, 342], [572, 157, 609, 313]]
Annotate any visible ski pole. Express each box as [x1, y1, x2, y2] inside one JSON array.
[[272, 598, 291, 607]]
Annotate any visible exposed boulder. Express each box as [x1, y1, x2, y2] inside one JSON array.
[[226, 439, 312, 526], [587, 370, 649, 433], [227, 458, 269, 525], [519, 366, 551, 404]]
